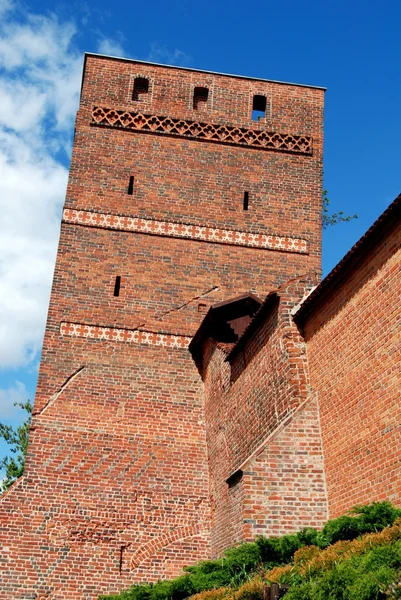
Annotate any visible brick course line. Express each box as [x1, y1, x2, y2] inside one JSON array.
[[60, 322, 191, 348], [62, 208, 309, 254], [91, 106, 313, 155]]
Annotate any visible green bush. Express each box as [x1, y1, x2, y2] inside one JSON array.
[[256, 533, 301, 567], [316, 502, 401, 548], [99, 502, 401, 600], [284, 542, 401, 600]]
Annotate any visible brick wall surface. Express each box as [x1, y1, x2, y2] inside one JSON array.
[[202, 280, 328, 556], [303, 217, 401, 518], [0, 56, 324, 599], [241, 393, 328, 540]]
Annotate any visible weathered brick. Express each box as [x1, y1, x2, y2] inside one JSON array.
[[0, 55, 324, 598]]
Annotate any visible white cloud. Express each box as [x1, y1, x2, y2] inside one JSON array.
[[0, 0, 13, 18], [0, 3, 187, 373], [0, 6, 80, 369], [97, 36, 127, 58], [147, 42, 191, 66], [0, 381, 29, 420]]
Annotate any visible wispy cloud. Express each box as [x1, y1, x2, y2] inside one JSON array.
[[0, 1, 189, 373], [0, 0, 13, 18], [0, 4, 82, 369], [146, 41, 191, 66], [97, 35, 127, 58]]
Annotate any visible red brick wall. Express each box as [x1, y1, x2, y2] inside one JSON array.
[[0, 56, 324, 598], [303, 217, 401, 518], [203, 280, 327, 556], [241, 394, 328, 539], [69, 56, 324, 266]]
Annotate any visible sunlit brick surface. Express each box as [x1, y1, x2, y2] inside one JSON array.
[[0, 56, 324, 599], [60, 321, 192, 348], [63, 208, 309, 253], [91, 106, 313, 154], [303, 217, 401, 519]]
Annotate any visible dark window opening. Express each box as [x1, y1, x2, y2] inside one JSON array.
[[132, 77, 149, 101], [243, 191, 249, 211], [114, 276, 121, 297], [119, 545, 129, 573], [226, 469, 243, 488], [127, 176, 134, 195], [193, 87, 209, 110], [119, 546, 124, 573], [252, 95, 267, 121]]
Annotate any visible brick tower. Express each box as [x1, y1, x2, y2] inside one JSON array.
[[0, 56, 325, 599]]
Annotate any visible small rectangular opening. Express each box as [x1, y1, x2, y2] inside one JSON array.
[[243, 191, 249, 211], [252, 95, 267, 121], [226, 469, 243, 488], [119, 546, 124, 573], [193, 87, 209, 110], [114, 276, 121, 297], [132, 77, 149, 101], [127, 176, 134, 195]]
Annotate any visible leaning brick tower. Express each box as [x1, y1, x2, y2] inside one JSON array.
[[0, 56, 324, 599]]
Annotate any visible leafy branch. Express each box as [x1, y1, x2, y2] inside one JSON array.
[[322, 189, 358, 229], [0, 399, 32, 492]]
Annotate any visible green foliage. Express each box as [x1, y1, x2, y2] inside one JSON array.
[[322, 190, 357, 229], [256, 532, 301, 567], [317, 502, 401, 548], [99, 543, 261, 600], [351, 502, 401, 533], [0, 399, 32, 492], [99, 502, 401, 600], [283, 540, 401, 600]]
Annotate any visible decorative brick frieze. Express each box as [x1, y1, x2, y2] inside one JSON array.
[[60, 321, 191, 348], [91, 106, 313, 155], [62, 208, 309, 254]]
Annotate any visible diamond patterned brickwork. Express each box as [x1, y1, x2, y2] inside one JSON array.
[[60, 322, 191, 348], [63, 208, 309, 254], [92, 107, 313, 155]]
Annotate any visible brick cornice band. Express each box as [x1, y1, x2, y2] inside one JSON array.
[[62, 208, 308, 254], [91, 106, 313, 155], [60, 322, 191, 348]]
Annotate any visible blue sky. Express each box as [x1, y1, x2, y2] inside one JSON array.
[[0, 0, 400, 467]]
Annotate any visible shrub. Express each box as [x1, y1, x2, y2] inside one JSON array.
[[99, 502, 401, 600], [190, 588, 230, 600], [266, 527, 401, 600], [231, 576, 264, 600], [255, 532, 301, 568], [316, 502, 401, 548]]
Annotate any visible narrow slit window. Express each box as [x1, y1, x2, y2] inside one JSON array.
[[193, 87, 209, 110], [226, 469, 243, 489], [127, 176, 134, 195], [114, 276, 121, 297], [119, 546, 124, 573], [243, 191, 249, 211], [132, 77, 149, 101], [252, 95, 267, 121]]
